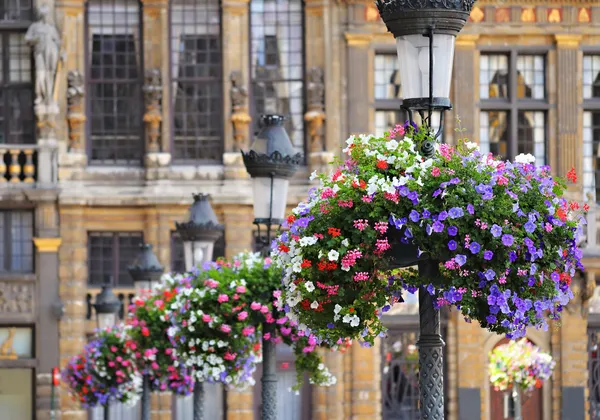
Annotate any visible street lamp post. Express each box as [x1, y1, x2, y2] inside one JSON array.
[[128, 243, 165, 420], [175, 193, 224, 420], [376, 1, 476, 419], [92, 277, 121, 420], [241, 114, 302, 420]]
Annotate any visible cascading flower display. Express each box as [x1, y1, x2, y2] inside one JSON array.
[[203, 251, 340, 390], [62, 325, 142, 408], [273, 124, 586, 345], [128, 274, 194, 395], [166, 269, 259, 388], [489, 338, 555, 392]]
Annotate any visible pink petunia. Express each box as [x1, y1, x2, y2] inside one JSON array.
[[217, 294, 229, 303], [237, 311, 248, 321], [242, 326, 255, 336], [236, 285, 246, 293], [202, 314, 212, 323], [250, 302, 261, 311], [220, 324, 232, 333]]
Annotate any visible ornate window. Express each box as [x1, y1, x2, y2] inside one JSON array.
[[583, 55, 600, 202], [250, 0, 304, 152], [374, 53, 405, 137], [87, 0, 143, 164], [479, 52, 548, 165], [170, 0, 222, 162], [0, 210, 33, 272], [0, 0, 34, 145], [87, 231, 143, 287]]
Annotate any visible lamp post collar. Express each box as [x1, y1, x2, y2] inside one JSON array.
[[128, 243, 164, 284], [93, 282, 121, 315]]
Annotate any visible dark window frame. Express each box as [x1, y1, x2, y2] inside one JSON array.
[[0, 2, 34, 146], [0, 209, 34, 273], [583, 52, 600, 203], [87, 231, 144, 287], [478, 47, 552, 162], [84, 0, 145, 166], [169, 0, 224, 164], [248, 0, 306, 155]]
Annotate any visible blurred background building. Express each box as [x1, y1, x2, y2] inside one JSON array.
[[0, 0, 599, 419]]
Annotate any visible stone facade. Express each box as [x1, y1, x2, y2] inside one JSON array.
[[0, 0, 599, 419]]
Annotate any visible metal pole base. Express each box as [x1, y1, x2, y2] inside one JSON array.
[[141, 374, 150, 420], [417, 261, 445, 420], [104, 404, 110, 420], [193, 380, 205, 420], [261, 321, 277, 420]]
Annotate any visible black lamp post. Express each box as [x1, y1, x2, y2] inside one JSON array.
[[175, 193, 224, 420], [376, 1, 476, 419], [92, 277, 121, 420], [128, 244, 164, 420], [241, 114, 302, 420]]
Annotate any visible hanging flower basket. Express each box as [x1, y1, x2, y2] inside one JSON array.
[[62, 325, 142, 408], [165, 271, 260, 388], [128, 274, 194, 395], [273, 125, 586, 345], [202, 252, 340, 390], [489, 338, 555, 393]]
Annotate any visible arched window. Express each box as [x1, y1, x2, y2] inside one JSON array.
[[170, 0, 223, 163]]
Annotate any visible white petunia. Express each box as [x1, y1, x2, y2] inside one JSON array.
[[385, 139, 399, 151], [342, 314, 352, 324], [464, 141, 479, 150], [334, 304, 342, 314], [328, 250, 339, 261], [349, 315, 360, 327], [305, 281, 315, 292], [341, 238, 349, 247], [515, 153, 536, 164], [310, 301, 319, 309], [309, 170, 318, 181], [299, 236, 318, 247]]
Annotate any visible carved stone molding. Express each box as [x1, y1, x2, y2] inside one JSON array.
[[230, 71, 251, 152], [66, 70, 85, 152], [304, 67, 326, 153], [555, 34, 583, 48], [0, 282, 34, 315], [143, 68, 162, 154], [33, 237, 62, 253]]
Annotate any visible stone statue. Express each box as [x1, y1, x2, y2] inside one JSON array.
[[0, 328, 17, 360], [143, 69, 162, 153], [66, 71, 86, 151], [25, 4, 61, 106], [304, 67, 326, 153], [230, 71, 251, 152]]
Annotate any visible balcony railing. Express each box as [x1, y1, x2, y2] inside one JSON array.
[[0, 145, 38, 184]]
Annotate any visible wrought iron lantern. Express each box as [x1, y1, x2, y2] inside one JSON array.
[[376, 0, 477, 138], [128, 243, 164, 296], [241, 114, 302, 253], [93, 277, 121, 330], [175, 194, 224, 270]]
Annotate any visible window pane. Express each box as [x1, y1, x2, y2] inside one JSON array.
[[8, 34, 30, 83], [171, 0, 223, 162], [517, 111, 545, 165], [116, 232, 143, 287], [516, 55, 545, 100], [479, 54, 508, 100], [479, 111, 508, 158], [88, 0, 143, 164], [374, 110, 405, 138], [0, 0, 32, 21], [88, 232, 115, 286], [10, 211, 33, 272], [251, 0, 305, 151], [170, 231, 186, 273], [0, 368, 32, 420], [374, 54, 401, 100], [584, 55, 600, 99], [583, 111, 600, 203]]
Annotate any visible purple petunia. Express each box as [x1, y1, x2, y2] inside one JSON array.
[[486, 315, 497, 324], [483, 250, 494, 260], [470, 242, 481, 254], [490, 224, 502, 238], [455, 254, 467, 266], [524, 221, 536, 233], [467, 204, 475, 215], [448, 240, 457, 251], [484, 269, 496, 280], [448, 207, 464, 219], [438, 211, 449, 221], [447, 226, 458, 236], [432, 221, 445, 233], [502, 234, 514, 247], [409, 210, 420, 222]]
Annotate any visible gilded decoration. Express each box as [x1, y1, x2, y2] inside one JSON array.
[[230, 71, 251, 152], [547, 8, 562, 23], [494, 7, 510, 23], [66, 71, 85, 152], [33, 237, 62, 252], [365, 4, 380, 22], [0, 282, 34, 315], [578, 7, 591, 23], [521, 7, 536, 23], [469, 6, 484, 22], [304, 67, 326, 153], [143, 68, 162, 153], [0, 328, 17, 360]]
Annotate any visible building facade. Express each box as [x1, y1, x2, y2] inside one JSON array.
[[0, 0, 599, 419]]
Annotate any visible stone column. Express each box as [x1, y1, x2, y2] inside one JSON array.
[[222, 0, 251, 179], [58, 206, 87, 420], [142, 0, 171, 180], [345, 33, 372, 136], [56, 0, 88, 174], [453, 34, 480, 142], [312, 351, 345, 420], [222, 205, 255, 258], [555, 35, 583, 186], [350, 342, 381, 420]]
